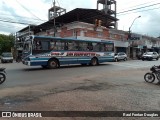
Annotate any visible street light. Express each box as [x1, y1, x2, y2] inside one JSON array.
[[128, 16, 141, 59], [128, 16, 141, 39]]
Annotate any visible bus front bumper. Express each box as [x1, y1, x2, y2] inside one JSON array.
[[22, 61, 31, 66]]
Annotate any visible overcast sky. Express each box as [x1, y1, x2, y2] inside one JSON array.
[[0, 0, 160, 37]]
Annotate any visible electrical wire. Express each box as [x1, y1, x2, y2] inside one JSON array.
[[0, 24, 24, 29], [15, 0, 43, 20], [118, 2, 160, 14], [118, 6, 160, 16], [0, 12, 47, 22], [0, 16, 42, 26], [118, 0, 157, 11], [56, 0, 61, 8], [0, 19, 33, 25]]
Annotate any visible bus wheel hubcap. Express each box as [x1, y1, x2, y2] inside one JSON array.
[[51, 61, 56, 67]]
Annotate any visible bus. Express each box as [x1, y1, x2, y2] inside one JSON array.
[[22, 35, 114, 69]]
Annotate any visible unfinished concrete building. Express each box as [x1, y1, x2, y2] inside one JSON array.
[[48, 0, 66, 20], [97, 0, 117, 29]]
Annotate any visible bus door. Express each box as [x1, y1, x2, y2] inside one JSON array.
[[22, 40, 32, 59]]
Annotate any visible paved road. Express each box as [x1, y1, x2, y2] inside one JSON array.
[[0, 60, 160, 119], [1, 59, 160, 88]]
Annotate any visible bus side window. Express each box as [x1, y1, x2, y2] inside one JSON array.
[[68, 41, 79, 51], [64, 42, 68, 50], [99, 43, 105, 52], [56, 41, 60, 50], [61, 42, 65, 50], [50, 41, 57, 50], [87, 43, 93, 51], [75, 42, 79, 51], [35, 41, 42, 50], [56, 41, 65, 50], [93, 43, 99, 51], [41, 41, 49, 50], [105, 44, 114, 52], [79, 42, 87, 51]]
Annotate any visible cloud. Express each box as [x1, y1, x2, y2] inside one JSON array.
[[117, 0, 160, 37], [0, 0, 159, 37]]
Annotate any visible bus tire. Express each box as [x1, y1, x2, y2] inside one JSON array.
[[48, 59, 59, 69], [90, 57, 98, 66], [0, 73, 6, 84]]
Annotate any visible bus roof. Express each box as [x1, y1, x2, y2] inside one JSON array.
[[29, 35, 114, 44]]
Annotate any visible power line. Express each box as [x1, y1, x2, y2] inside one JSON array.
[[0, 24, 24, 29], [56, 0, 61, 8], [118, 6, 160, 16], [118, 2, 160, 14], [0, 19, 33, 25], [0, 12, 47, 22], [118, 0, 157, 11], [15, 0, 43, 21], [0, 16, 42, 26]]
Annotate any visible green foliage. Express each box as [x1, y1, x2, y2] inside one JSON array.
[[0, 34, 15, 54]]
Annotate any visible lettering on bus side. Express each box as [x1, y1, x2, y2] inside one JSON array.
[[67, 52, 96, 56], [51, 52, 61, 56]]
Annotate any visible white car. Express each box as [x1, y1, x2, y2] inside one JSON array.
[[142, 52, 159, 61], [114, 52, 127, 62], [1, 52, 13, 63]]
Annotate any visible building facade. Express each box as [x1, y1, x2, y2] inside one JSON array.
[[15, 21, 160, 59], [35, 21, 128, 53]]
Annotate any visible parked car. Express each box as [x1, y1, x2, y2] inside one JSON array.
[[1, 52, 13, 63], [142, 52, 159, 61], [114, 52, 127, 62]]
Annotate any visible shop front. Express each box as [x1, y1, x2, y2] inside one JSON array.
[[114, 41, 128, 54]]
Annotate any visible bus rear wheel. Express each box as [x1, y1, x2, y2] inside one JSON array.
[[90, 58, 98, 66], [48, 59, 59, 69]]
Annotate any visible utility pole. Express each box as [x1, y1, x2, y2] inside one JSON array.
[[53, 0, 56, 37], [48, 0, 66, 37], [128, 16, 141, 59]]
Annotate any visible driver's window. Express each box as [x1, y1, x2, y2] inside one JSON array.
[[34, 40, 42, 50]]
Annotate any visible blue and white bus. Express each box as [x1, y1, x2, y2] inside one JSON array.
[[22, 35, 114, 68]]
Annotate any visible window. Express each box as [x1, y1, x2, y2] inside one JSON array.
[[87, 43, 93, 51], [105, 44, 114, 52], [93, 43, 100, 51], [34, 41, 42, 50], [33, 40, 49, 50], [50, 41, 57, 50], [68, 41, 79, 51], [41, 41, 49, 50], [97, 32, 103, 37], [79, 42, 88, 51], [56, 41, 65, 50], [73, 30, 77, 36]]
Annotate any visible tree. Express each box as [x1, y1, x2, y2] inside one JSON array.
[[0, 34, 15, 54]]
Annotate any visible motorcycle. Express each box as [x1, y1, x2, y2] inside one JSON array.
[[0, 68, 6, 84], [144, 65, 160, 83]]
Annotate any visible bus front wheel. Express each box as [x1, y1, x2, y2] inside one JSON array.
[[90, 58, 98, 66], [48, 59, 59, 69]]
